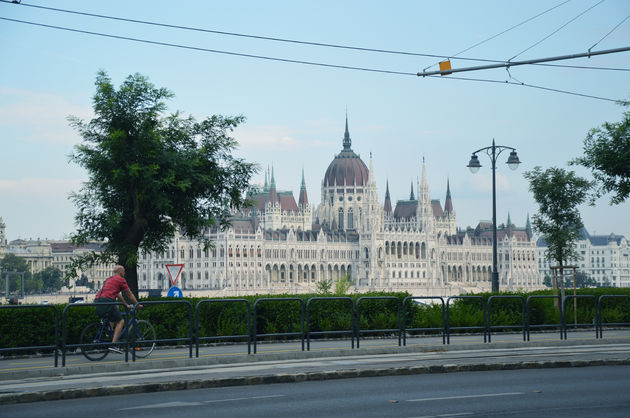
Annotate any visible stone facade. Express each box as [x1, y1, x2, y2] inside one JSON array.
[[137, 118, 541, 296], [537, 229, 630, 287]]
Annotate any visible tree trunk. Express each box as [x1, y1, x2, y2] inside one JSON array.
[[119, 250, 140, 299]]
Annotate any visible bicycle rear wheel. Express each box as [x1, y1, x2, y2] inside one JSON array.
[[129, 320, 156, 358], [80, 322, 110, 361]]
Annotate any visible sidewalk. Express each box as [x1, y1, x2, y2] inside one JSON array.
[[1, 330, 629, 405]]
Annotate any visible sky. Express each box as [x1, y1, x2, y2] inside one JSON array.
[[1, 0, 629, 242]]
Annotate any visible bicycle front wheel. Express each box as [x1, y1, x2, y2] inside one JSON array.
[[130, 320, 156, 358], [80, 322, 110, 361]]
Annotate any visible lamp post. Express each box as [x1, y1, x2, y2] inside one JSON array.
[[467, 139, 521, 293]]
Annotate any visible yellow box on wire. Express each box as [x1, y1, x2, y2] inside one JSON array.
[[439, 60, 452, 75]]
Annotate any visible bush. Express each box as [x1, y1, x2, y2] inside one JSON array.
[[2, 288, 630, 355]]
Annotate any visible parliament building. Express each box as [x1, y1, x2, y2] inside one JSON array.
[[137, 118, 541, 296]]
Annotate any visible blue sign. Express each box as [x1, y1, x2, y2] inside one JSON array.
[[167, 286, 183, 298]]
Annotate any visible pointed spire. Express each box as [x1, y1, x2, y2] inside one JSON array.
[[526, 213, 533, 240], [384, 180, 392, 214], [269, 164, 278, 204], [298, 167, 308, 207], [343, 111, 351, 150], [270, 165, 276, 187], [263, 166, 269, 192], [506, 211, 513, 237], [421, 157, 428, 190], [444, 178, 453, 213], [410, 181, 415, 200]]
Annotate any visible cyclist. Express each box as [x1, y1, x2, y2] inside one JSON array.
[[94, 265, 142, 353]]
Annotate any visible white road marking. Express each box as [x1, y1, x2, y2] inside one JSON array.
[[203, 394, 285, 403], [118, 394, 285, 410], [407, 392, 525, 402], [120, 401, 204, 410]]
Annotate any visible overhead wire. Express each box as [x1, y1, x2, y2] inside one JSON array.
[[423, 0, 573, 71], [534, 63, 630, 71], [0, 13, 625, 103], [0, 17, 418, 76], [427, 74, 621, 103], [589, 13, 630, 51], [2, 0, 626, 73], [0, 0, 480, 62], [508, 0, 606, 61]]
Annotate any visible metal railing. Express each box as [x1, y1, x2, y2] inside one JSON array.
[[561, 295, 597, 340], [402, 296, 445, 345], [446, 296, 487, 344], [525, 295, 563, 341], [3, 293, 630, 367], [139, 300, 194, 357], [487, 295, 526, 343], [0, 304, 59, 367], [597, 295, 630, 338], [61, 301, 129, 366], [356, 296, 401, 348], [305, 297, 354, 351], [195, 298, 251, 356], [252, 298, 304, 354]]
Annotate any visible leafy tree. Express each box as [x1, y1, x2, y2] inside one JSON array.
[[68, 71, 256, 297], [543, 275, 552, 288], [34, 267, 65, 293], [574, 271, 598, 288], [524, 167, 593, 294], [572, 102, 630, 204], [554, 271, 598, 289]]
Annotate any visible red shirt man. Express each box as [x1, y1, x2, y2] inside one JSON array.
[[94, 265, 140, 349]]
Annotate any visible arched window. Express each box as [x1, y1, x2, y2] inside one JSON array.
[[338, 208, 344, 229], [348, 208, 354, 229]]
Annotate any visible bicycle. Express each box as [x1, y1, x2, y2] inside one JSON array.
[[80, 304, 156, 361]]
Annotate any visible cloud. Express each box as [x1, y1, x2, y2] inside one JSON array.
[[234, 125, 317, 149], [0, 178, 84, 198], [0, 86, 92, 146]]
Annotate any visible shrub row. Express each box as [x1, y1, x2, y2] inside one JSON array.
[[1, 289, 629, 353]]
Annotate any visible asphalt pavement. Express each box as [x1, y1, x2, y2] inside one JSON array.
[[1, 329, 629, 405]]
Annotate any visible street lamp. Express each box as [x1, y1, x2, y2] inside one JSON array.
[[467, 139, 521, 293]]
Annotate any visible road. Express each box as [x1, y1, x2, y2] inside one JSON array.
[[2, 365, 629, 417], [1, 329, 623, 375], [1, 330, 629, 407]]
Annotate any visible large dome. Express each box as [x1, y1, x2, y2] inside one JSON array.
[[324, 149, 369, 187], [323, 118, 368, 187]]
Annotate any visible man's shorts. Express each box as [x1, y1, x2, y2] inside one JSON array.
[[94, 297, 123, 322]]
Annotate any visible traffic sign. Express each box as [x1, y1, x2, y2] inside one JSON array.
[[167, 286, 183, 298], [165, 264, 184, 286]]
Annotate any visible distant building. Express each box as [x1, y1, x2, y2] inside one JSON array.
[[2, 238, 53, 275], [137, 117, 541, 295], [0, 222, 114, 288], [537, 229, 630, 287], [50, 242, 114, 288], [2, 119, 543, 296]]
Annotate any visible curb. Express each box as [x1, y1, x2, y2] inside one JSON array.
[[1, 357, 629, 405], [4, 337, 629, 381]]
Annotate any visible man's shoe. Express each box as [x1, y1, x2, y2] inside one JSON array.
[[108, 346, 123, 354]]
